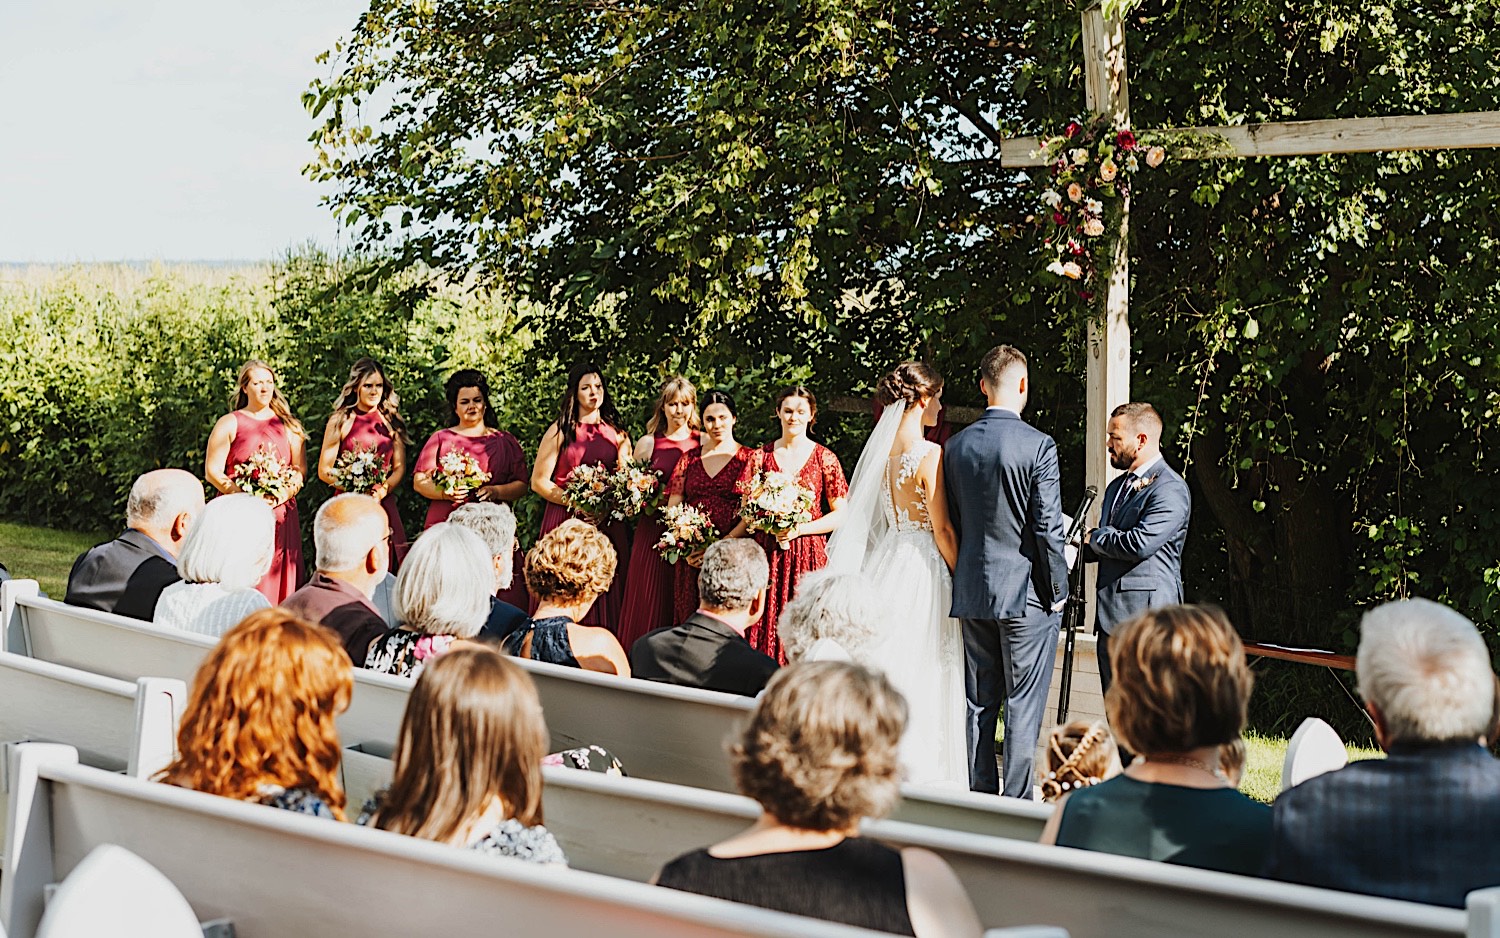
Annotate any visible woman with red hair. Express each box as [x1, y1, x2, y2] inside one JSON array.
[[157, 608, 353, 819]]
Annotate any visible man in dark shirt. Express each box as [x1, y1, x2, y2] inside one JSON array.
[[449, 501, 529, 645], [1264, 598, 1500, 908], [631, 539, 778, 697], [66, 469, 204, 620], [280, 494, 390, 664]]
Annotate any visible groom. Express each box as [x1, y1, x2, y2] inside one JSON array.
[[945, 346, 1069, 798]]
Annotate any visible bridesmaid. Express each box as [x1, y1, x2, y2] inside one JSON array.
[[530, 362, 632, 631], [411, 370, 531, 609], [748, 386, 848, 665], [317, 358, 409, 568], [615, 377, 701, 652], [204, 359, 308, 604], [664, 390, 755, 623]]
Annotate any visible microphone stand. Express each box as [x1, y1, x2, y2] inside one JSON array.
[[1056, 486, 1097, 723]]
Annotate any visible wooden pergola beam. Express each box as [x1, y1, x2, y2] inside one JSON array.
[[1000, 110, 1500, 168]]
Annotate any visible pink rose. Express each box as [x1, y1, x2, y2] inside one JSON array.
[[1061, 261, 1083, 280], [1099, 159, 1118, 182], [1084, 217, 1106, 237], [1066, 182, 1083, 202], [1146, 146, 1166, 168]]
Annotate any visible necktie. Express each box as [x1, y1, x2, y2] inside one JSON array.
[[1109, 474, 1137, 525]]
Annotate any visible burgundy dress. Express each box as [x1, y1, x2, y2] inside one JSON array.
[[414, 428, 531, 610], [667, 446, 755, 624], [538, 422, 630, 631], [616, 431, 700, 653], [227, 412, 307, 604], [750, 443, 848, 665], [336, 409, 407, 568]]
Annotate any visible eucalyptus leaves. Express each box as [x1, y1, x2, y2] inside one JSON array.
[[1036, 115, 1164, 302]]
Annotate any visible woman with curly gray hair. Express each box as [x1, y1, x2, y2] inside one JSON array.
[[777, 569, 882, 664], [653, 661, 980, 938]]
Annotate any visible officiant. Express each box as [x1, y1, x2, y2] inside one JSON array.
[[1083, 402, 1191, 697]]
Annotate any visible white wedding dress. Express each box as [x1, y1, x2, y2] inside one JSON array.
[[860, 440, 969, 787]]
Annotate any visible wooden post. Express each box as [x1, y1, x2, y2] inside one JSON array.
[[1081, 4, 1132, 605]]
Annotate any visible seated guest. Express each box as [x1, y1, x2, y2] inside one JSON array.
[[280, 494, 391, 664], [154, 494, 273, 637], [1265, 598, 1500, 907], [364, 523, 491, 678], [1040, 720, 1121, 803], [502, 520, 630, 676], [360, 646, 567, 864], [654, 661, 981, 938], [157, 608, 351, 819], [1040, 604, 1270, 875], [778, 569, 881, 664], [448, 501, 529, 645], [66, 468, 205, 620], [631, 539, 777, 696]]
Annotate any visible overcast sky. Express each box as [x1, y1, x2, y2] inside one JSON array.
[[0, 0, 369, 262]]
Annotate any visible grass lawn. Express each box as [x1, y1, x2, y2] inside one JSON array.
[[0, 520, 108, 600], [1240, 729, 1382, 804]]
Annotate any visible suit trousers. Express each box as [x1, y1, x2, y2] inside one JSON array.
[[962, 606, 1060, 798]]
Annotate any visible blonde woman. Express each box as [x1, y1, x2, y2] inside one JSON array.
[[360, 647, 566, 864], [204, 359, 308, 602], [654, 661, 981, 938]]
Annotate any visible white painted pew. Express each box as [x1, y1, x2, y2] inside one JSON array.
[[0, 650, 184, 862], [337, 747, 1500, 938], [1, 745, 1060, 938], [2, 582, 1049, 840]]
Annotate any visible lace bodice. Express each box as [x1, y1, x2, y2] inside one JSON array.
[[883, 440, 939, 534]]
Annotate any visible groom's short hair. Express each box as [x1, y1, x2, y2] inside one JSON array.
[[980, 345, 1027, 389]]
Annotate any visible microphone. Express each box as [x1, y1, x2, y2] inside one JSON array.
[[1066, 486, 1098, 542]]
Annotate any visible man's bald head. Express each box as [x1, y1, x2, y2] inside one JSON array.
[[126, 469, 205, 556], [314, 494, 390, 573]]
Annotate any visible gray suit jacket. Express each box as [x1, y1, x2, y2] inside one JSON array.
[[1087, 459, 1189, 634], [944, 409, 1069, 620]]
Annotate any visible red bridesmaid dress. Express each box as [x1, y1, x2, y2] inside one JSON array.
[[537, 422, 631, 631], [227, 412, 307, 604], [749, 443, 848, 665], [336, 409, 407, 569], [615, 431, 699, 653], [414, 427, 531, 610], [667, 446, 755, 624]]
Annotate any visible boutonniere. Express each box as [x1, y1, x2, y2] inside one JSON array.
[[1132, 473, 1159, 493]]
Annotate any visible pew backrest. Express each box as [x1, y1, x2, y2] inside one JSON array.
[[3, 582, 1049, 840], [0, 745, 911, 938]]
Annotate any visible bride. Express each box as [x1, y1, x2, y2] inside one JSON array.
[[825, 362, 968, 787]]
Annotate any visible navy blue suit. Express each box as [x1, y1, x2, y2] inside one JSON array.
[[1086, 458, 1189, 693], [945, 409, 1068, 797], [1265, 745, 1500, 908]]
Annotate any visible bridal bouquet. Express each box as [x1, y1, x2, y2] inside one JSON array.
[[609, 459, 662, 522], [655, 504, 718, 564], [331, 445, 388, 495], [738, 470, 814, 538], [232, 446, 298, 503], [562, 463, 615, 520], [430, 449, 490, 499]]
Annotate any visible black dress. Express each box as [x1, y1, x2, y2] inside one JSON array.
[[655, 838, 915, 935], [501, 616, 582, 668]]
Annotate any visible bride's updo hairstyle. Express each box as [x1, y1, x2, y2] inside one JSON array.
[[876, 362, 943, 408]]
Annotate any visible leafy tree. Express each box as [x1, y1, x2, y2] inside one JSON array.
[[306, 0, 1500, 691]]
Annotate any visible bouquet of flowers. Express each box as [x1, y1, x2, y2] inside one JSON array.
[[430, 449, 490, 499], [609, 459, 663, 522], [231, 446, 299, 503], [738, 470, 814, 538], [655, 504, 718, 564], [331, 445, 388, 495], [562, 463, 615, 520]]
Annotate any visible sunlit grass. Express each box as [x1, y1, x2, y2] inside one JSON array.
[[0, 520, 109, 599]]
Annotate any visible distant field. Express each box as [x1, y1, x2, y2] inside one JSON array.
[[0, 520, 107, 599]]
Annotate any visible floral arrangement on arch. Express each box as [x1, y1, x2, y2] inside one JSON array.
[[1036, 114, 1165, 300]]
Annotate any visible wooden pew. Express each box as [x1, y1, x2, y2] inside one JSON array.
[[2, 581, 1049, 841], [337, 748, 1496, 938], [0, 745, 1060, 938], [0, 650, 184, 863]]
